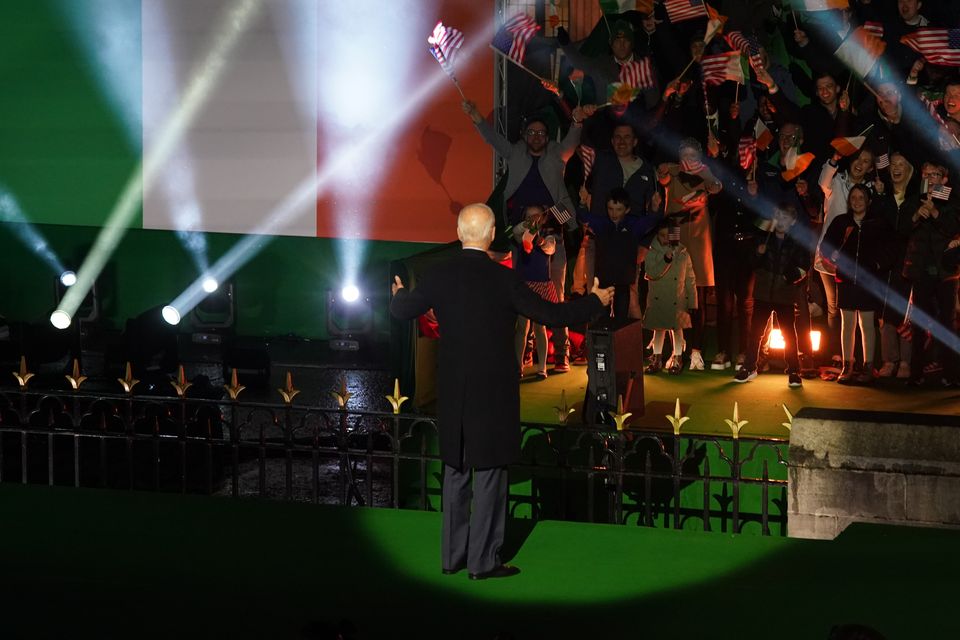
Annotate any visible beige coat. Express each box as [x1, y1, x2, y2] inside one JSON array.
[[644, 236, 697, 330], [659, 163, 717, 287]]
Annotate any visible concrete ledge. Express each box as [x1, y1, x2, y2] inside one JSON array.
[[788, 408, 960, 540]]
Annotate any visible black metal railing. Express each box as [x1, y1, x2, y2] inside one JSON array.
[[0, 387, 788, 536]]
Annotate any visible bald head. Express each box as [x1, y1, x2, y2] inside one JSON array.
[[457, 203, 496, 249]]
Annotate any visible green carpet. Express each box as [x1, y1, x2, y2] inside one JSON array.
[[1, 484, 956, 638], [520, 366, 960, 437]]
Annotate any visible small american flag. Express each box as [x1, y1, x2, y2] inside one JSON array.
[[668, 224, 681, 243], [700, 51, 744, 85], [863, 21, 884, 40], [681, 158, 705, 174], [875, 153, 890, 169], [578, 145, 596, 180], [547, 203, 573, 225], [919, 94, 948, 126], [900, 28, 960, 67], [725, 31, 762, 68], [664, 0, 708, 23], [619, 58, 655, 90], [491, 13, 540, 65], [931, 185, 953, 201], [738, 136, 756, 171], [427, 22, 464, 75]]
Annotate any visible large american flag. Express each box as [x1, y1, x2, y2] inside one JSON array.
[[900, 28, 960, 67], [738, 136, 757, 171], [619, 58, 655, 89], [427, 22, 464, 75], [700, 51, 744, 85], [725, 31, 762, 68], [664, 0, 708, 24], [491, 13, 540, 65]]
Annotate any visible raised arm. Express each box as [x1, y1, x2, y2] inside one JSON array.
[[462, 99, 514, 157]]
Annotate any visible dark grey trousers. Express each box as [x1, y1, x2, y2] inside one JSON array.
[[441, 465, 508, 574]]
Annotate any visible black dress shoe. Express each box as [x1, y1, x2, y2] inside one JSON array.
[[468, 564, 520, 580]]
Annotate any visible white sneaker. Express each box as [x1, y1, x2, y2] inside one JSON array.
[[711, 351, 731, 370], [689, 349, 705, 371], [877, 361, 896, 378], [895, 361, 911, 379]]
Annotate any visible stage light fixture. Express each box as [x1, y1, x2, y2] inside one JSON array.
[[328, 288, 372, 351], [202, 277, 219, 293], [810, 330, 822, 352], [50, 310, 72, 330], [341, 284, 360, 303], [162, 305, 182, 326], [769, 329, 786, 351], [60, 271, 78, 287]]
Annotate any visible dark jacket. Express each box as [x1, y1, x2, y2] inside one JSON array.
[[903, 194, 960, 282], [751, 232, 810, 306], [390, 249, 603, 469], [588, 150, 659, 222], [822, 211, 895, 310]]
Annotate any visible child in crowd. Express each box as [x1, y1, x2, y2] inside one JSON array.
[[513, 205, 560, 379], [735, 204, 810, 387], [644, 222, 697, 374], [578, 188, 652, 319]]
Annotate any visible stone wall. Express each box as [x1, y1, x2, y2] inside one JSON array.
[[788, 408, 960, 539]]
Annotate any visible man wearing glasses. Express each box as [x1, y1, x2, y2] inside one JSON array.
[[461, 98, 594, 228], [462, 97, 595, 371]]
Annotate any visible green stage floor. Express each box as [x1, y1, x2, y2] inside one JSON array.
[[520, 365, 960, 437], [1, 484, 956, 638]]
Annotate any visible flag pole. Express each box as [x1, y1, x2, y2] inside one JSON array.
[[792, 11, 799, 30], [677, 57, 698, 80], [735, 81, 740, 104], [490, 45, 560, 94], [448, 71, 468, 101]]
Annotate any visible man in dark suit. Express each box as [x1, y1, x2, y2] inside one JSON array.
[[390, 203, 613, 580]]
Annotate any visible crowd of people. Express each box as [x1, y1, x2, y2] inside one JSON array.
[[465, 0, 960, 388]]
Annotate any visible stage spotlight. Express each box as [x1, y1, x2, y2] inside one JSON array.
[[769, 329, 786, 351], [60, 271, 78, 287], [341, 284, 360, 303], [50, 310, 72, 330], [162, 305, 182, 326], [328, 288, 372, 351], [810, 330, 822, 353], [202, 277, 219, 293]]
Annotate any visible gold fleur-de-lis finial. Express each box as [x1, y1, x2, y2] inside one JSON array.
[[170, 365, 193, 398], [223, 368, 245, 401], [117, 361, 140, 394], [724, 402, 749, 439], [607, 395, 633, 431], [553, 389, 576, 424], [65, 358, 87, 390], [781, 404, 794, 434], [13, 356, 34, 389], [331, 377, 352, 408], [665, 397, 690, 436], [384, 378, 408, 414], [277, 371, 300, 404]]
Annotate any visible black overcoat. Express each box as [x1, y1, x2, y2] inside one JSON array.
[[390, 249, 603, 470]]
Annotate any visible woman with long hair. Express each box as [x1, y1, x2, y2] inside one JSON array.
[[821, 185, 894, 384]]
